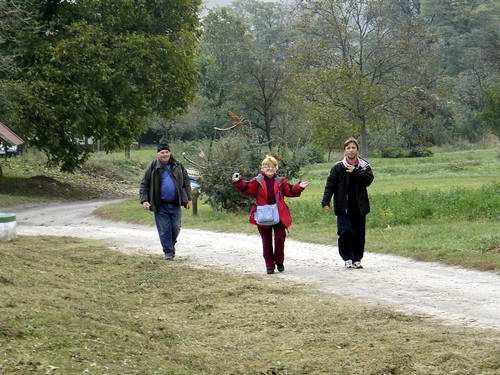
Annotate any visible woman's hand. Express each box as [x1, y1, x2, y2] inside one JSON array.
[[345, 164, 355, 173], [232, 172, 241, 183], [299, 181, 309, 189]]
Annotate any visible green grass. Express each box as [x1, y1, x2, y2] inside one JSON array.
[[302, 147, 500, 195], [369, 221, 500, 270], [96, 146, 500, 272], [1, 236, 499, 374]]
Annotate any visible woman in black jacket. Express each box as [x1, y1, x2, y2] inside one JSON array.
[[321, 137, 374, 269]]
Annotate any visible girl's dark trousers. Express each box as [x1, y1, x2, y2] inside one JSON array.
[[257, 222, 286, 271], [336, 210, 366, 262]]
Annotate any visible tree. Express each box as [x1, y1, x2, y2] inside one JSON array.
[[293, 0, 437, 157], [481, 85, 500, 138], [1, 0, 200, 171], [0, 1, 34, 132], [422, 0, 500, 142], [200, 7, 252, 132], [304, 101, 353, 160], [201, 0, 296, 150], [233, 0, 295, 149]]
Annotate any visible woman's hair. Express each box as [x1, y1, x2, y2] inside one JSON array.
[[261, 155, 278, 168], [343, 137, 359, 150]]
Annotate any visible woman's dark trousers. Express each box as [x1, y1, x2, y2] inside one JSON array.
[[257, 222, 286, 271], [336, 211, 366, 262]]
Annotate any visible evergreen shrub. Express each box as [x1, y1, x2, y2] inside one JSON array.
[[381, 146, 433, 158], [198, 138, 315, 212]]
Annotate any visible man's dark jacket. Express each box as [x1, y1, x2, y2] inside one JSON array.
[[139, 157, 192, 213], [321, 159, 374, 215]]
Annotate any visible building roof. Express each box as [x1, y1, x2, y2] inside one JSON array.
[[0, 121, 24, 146]]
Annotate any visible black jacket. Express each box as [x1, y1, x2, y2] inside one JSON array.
[[321, 159, 374, 215], [139, 157, 192, 213]]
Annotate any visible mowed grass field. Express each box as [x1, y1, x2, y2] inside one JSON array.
[[1, 236, 500, 374], [96, 146, 500, 272]]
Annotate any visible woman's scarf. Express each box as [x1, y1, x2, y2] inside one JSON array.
[[342, 156, 359, 168], [342, 156, 369, 170]]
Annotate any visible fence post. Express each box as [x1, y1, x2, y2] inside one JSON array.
[[192, 188, 199, 216]]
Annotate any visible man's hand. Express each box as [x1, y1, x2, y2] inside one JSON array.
[[186, 200, 192, 209], [232, 172, 241, 183], [345, 164, 355, 173], [322, 205, 331, 212], [142, 201, 151, 210], [299, 181, 310, 189]]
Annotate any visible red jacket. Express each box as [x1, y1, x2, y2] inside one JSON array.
[[233, 173, 304, 228]]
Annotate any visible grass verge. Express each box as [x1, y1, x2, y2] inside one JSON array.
[[1, 236, 499, 374], [0, 152, 138, 209], [96, 196, 500, 272]]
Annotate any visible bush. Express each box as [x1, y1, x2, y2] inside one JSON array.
[[277, 145, 323, 180], [302, 145, 325, 164], [196, 137, 317, 211], [278, 150, 305, 180], [381, 147, 406, 158], [380, 146, 433, 158], [407, 147, 433, 158], [198, 135, 260, 212]]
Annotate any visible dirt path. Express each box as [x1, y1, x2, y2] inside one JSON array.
[[13, 200, 500, 331]]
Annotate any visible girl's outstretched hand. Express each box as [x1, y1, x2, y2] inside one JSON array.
[[299, 181, 309, 189]]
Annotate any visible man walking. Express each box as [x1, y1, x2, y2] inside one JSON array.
[[140, 144, 192, 260], [321, 137, 374, 269]]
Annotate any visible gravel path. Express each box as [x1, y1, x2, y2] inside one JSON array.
[[13, 199, 500, 331]]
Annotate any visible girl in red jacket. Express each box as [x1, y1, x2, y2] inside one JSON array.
[[232, 155, 309, 274]]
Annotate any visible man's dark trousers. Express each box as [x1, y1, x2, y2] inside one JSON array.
[[154, 203, 181, 257], [336, 210, 366, 262]]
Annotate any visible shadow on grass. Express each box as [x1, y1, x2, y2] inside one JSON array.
[[0, 176, 86, 199]]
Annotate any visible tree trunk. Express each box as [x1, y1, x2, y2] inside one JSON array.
[[124, 145, 130, 159], [265, 118, 273, 152], [359, 118, 368, 158]]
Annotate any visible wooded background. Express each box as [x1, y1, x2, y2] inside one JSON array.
[[1, 0, 499, 170]]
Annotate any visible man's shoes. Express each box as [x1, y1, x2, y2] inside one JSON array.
[[353, 261, 363, 269], [266, 269, 275, 274], [164, 254, 175, 261], [276, 264, 285, 273], [345, 260, 354, 269]]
